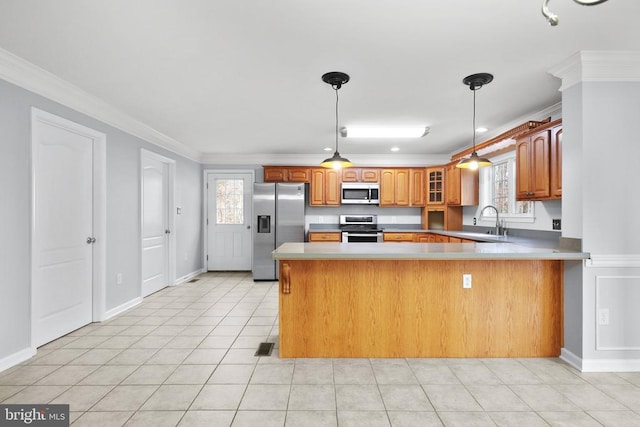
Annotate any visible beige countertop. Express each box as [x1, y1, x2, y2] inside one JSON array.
[[273, 242, 589, 261]]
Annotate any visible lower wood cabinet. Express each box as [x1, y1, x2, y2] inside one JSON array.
[[383, 232, 415, 242], [308, 232, 342, 242]]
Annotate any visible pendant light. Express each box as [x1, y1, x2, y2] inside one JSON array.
[[320, 71, 353, 169], [542, 0, 609, 26], [456, 73, 493, 170]]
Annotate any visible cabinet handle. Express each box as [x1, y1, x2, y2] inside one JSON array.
[[281, 262, 291, 294]]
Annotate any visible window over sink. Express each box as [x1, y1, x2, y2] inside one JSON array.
[[479, 152, 534, 222]]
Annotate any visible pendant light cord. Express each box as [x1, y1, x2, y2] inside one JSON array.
[[334, 86, 340, 154], [472, 87, 477, 152]]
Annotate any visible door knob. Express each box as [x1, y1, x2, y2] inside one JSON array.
[[86, 237, 96, 244], [165, 229, 171, 234]]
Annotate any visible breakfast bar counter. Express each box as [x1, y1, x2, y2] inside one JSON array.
[[273, 242, 589, 359]]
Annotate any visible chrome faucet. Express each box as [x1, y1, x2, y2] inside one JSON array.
[[480, 205, 501, 235]]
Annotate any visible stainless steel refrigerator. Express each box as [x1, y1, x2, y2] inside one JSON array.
[[252, 183, 305, 281]]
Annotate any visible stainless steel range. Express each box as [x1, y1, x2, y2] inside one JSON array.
[[339, 214, 383, 243]]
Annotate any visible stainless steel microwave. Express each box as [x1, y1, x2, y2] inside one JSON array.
[[341, 183, 380, 205]]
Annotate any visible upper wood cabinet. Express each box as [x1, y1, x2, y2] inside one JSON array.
[[310, 168, 341, 206], [341, 168, 380, 183], [515, 121, 566, 201], [550, 126, 562, 198], [445, 163, 478, 206], [380, 168, 425, 207], [516, 129, 550, 200], [409, 168, 425, 206], [426, 167, 445, 205], [263, 166, 311, 183]]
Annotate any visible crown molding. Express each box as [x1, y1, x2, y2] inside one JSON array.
[[200, 153, 452, 167], [549, 51, 640, 91], [0, 47, 201, 162]]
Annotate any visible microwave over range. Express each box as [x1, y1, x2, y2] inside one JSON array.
[[341, 183, 380, 205]]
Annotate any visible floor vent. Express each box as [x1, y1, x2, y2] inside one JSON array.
[[188, 279, 199, 283], [255, 342, 275, 357]]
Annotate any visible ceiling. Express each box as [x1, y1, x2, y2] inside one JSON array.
[[0, 0, 639, 163]]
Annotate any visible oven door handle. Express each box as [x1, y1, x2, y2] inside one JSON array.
[[345, 233, 383, 237]]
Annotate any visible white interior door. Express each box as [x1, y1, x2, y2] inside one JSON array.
[[207, 172, 252, 270], [141, 153, 171, 296], [32, 114, 95, 347]]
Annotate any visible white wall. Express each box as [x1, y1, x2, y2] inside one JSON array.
[[0, 78, 203, 367], [551, 52, 640, 371]]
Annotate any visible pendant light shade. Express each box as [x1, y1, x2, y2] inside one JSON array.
[[321, 71, 352, 169], [457, 73, 493, 170]]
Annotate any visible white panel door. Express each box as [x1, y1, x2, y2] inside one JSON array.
[[207, 173, 252, 270], [32, 115, 94, 347], [141, 156, 170, 296]]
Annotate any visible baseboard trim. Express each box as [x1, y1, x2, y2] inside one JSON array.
[[175, 268, 205, 286], [103, 297, 143, 321], [562, 348, 640, 372], [560, 348, 583, 371], [0, 347, 37, 374], [581, 358, 640, 372]]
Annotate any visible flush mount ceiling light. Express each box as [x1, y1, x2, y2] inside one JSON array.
[[320, 71, 353, 169], [457, 73, 494, 170], [340, 126, 430, 138], [542, 0, 609, 26]]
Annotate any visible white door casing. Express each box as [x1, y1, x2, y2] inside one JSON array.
[[31, 108, 107, 348], [141, 149, 175, 296], [205, 171, 253, 271]]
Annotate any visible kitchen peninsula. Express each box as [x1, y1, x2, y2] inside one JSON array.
[[273, 242, 588, 359]]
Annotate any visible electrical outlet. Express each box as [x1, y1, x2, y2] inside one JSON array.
[[598, 308, 610, 325], [552, 219, 561, 230], [463, 274, 472, 289], [116, 273, 123, 285]]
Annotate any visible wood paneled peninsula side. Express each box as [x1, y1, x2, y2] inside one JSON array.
[[273, 242, 588, 359]]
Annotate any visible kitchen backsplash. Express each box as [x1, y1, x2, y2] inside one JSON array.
[[305, 205, 421, 230]]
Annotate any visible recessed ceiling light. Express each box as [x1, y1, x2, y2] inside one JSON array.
[[341, 126, 430, 138], [476, 127, 488, 133], [390, 147, 400, 152], [323, 147, 333, 151]]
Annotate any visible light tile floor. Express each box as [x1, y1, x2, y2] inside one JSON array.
[[2, 272, 640, 426]]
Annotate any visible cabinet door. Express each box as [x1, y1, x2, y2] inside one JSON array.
[[446, 163, 461, 205], [550, 126, 562, 198], [409, 168, 425, 206], [427, 167, 445, 205], [308, 232, 342, 242], [288, 167, 311, 183], [361, 168, 380, 182], [530, 130, 551, 198], [383, 232, 414, 242], [324, 169, 341, 205], [379, 169, 396, 206], [395, 169, 410, 206], [515, 137, 532, 199], [264, 167, 287, 182], [341, 168, 360, 182], [309, 169, 326, 205]]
